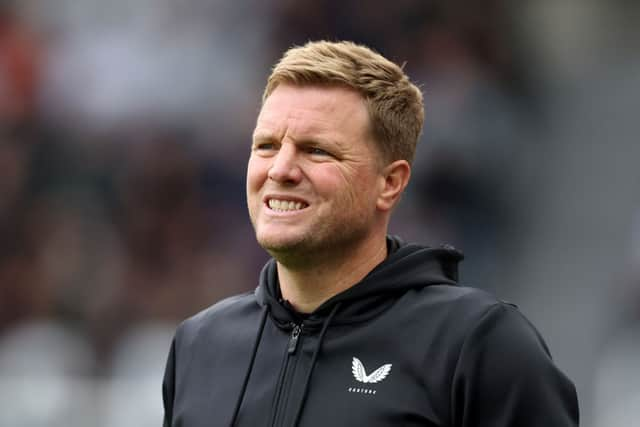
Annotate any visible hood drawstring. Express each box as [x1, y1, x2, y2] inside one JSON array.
[[230, 305, 269, 427], [291, 302, 342, 427]]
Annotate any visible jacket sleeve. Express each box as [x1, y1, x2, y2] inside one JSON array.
[[450, 303, 579, 427], [162, 337, 176, 427]]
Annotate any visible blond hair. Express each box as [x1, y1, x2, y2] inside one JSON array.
[[263, 40, 424, 165]]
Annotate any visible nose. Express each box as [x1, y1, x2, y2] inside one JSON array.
[[268, 143, 302, 184]]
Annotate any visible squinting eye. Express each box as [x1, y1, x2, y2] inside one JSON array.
[[308, 147, 330, 156], [255, 143, 275, 150]]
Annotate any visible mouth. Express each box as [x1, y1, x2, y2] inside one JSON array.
[[265, 197, 309, 212]]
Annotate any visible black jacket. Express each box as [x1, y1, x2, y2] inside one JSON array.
[[162, 237, 579, 426]]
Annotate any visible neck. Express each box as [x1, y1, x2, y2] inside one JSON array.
[[276, 236, 388, 313]]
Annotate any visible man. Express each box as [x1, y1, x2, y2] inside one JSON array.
[[162, 40, 579, 427]]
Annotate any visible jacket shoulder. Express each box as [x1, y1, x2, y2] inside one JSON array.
[[409, 286, 578, 425], [450, 300, 579, 426], [187, 291, 257, 323], [175, 291, 259, 346], [401, 285, 531, 357], [412, 284, 513, 318]]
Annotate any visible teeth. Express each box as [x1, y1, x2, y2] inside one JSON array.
[[268, 199, 307, 212]]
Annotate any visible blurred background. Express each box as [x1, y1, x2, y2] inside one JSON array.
[[1, 0, 639, 425]]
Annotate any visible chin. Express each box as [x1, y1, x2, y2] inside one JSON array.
[[256, 231, 307, 253]]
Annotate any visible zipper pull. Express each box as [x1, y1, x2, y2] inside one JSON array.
[[288, 324, 302, 354]]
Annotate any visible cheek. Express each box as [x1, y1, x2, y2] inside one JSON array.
[[328, 165, 379, 207], [311, 164, 348, 196], [246, 156, 268, 193]]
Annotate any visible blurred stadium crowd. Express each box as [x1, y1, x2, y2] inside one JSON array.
[[1, 0, 639, 426]]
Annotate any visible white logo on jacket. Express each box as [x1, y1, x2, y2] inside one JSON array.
[[351, 357, 392, 384]]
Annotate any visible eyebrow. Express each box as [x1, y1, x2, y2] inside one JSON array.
[[252, 128, 343, 149], [251, 131, 277, 144]]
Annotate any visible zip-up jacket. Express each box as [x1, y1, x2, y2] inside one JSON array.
[[162, 237, 579, 426]]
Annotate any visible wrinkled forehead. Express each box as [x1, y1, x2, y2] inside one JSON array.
[[254, 84, 372, 142]]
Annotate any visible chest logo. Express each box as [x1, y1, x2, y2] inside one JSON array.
[[351, 357, 392, 384]]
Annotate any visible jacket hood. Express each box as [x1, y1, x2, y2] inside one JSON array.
[[254, 236, 464, 329]]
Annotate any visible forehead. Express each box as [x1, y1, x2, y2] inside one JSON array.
[[254, 84, 371, 142]]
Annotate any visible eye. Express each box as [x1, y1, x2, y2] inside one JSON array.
[[253, 142, 276, 151], [307, 146, 331, 156]]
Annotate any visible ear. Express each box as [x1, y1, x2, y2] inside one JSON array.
[[376, 160, 411, 212]]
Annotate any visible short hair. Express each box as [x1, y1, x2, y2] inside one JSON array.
[[263, 40, 424, 165]]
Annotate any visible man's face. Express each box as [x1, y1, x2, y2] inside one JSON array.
[[247, 84, 386, 262]]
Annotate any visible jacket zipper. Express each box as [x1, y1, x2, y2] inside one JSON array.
[[288, 324, 302, 354], [270, 323, 303, 427]]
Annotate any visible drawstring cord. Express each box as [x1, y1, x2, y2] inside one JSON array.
[[291, 302, 342, 426], [229, 305, 269, 427]]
